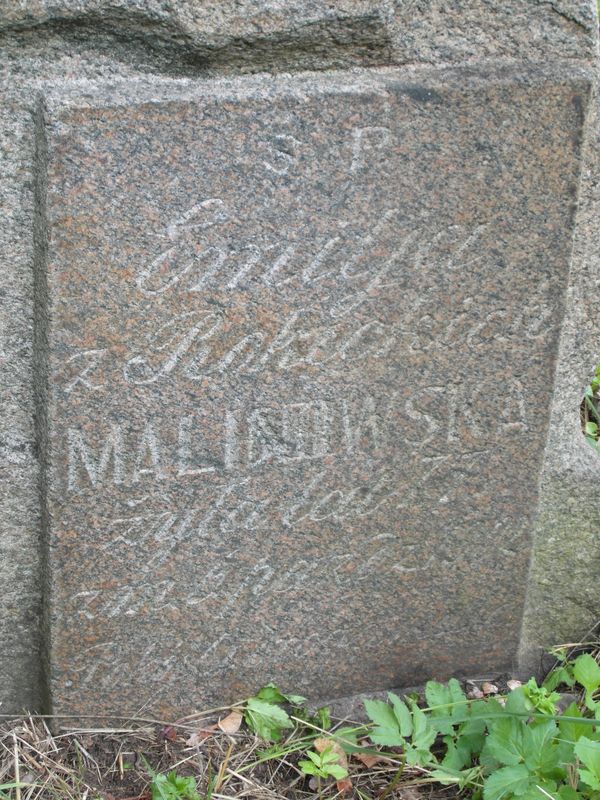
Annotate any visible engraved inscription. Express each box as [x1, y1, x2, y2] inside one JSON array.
[[137, 199, 229, 296], [44, 67, 581, 712], [350, 126, 392, 172], [65, 382, 529, 491]]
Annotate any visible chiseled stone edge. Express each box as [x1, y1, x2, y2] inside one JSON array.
[[37, 58, 595, 111], [0, 102, 45, 715], [518, 55, 600, 677]]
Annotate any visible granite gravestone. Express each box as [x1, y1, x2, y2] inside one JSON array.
[[41, 64, 591, 715], [1, 0, 599, 717]]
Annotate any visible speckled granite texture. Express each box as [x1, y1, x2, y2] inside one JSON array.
[[0, 0, 599, 715], [0, 0, 597, 68], [519, 45, 600, 677], [42, 63, 591, 715]]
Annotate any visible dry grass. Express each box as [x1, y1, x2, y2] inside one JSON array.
[[2, 627, 598, 800], [0, 709, 456, 800]]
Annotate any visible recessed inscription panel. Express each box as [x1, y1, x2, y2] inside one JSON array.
[[44, 68, 587, 714]]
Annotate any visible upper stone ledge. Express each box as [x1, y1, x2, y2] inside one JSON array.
[[0, 1, 597, 75], [38, 59, 596, 114]]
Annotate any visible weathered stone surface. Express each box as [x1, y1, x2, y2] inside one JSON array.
[[40, 63, 592, 716], [0, 1, 596, 75], [0, 100, 47, 714], [1, 0, 599, 715], [519, 63, 600, 677]]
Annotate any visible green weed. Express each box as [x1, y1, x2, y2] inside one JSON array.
[[107, 646, 600, 800], [362, 651, 600, 800], [243, 682, 330, 742], [143, 755, 200, 800], [237, 649, 600, 798], [582, 364, 600, 451], [150, 771, 200, 800], [298, 745, 349, 781]]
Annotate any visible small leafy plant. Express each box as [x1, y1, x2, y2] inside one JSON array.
[[363, 652, 600, 800], [200, 647, 600, 799], [150, 770, 200, 800], [582, 364, 600, 451], [522, 676, 561, 714], [243, 682, 330, 742], [298, 745, 349, 781]]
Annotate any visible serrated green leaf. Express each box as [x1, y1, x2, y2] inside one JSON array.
[[368, 729, 403, 746], [407, 699, 437, 759], [446, 716, 486, 771], [575, 736, 600, 787], [557, 785, 580, 800], [558, 702, 588, 747], [254, 684, 308, 707], [326, 764, 349, 779], [364, 698, 403, 746], [549, 738, 578, 781], [522, 720, 559, 775], [364, 698, 397, 730], [448, 678, 467, 702], [572, 654, 600, 695], [579, 769, 600, 790], [505, 687, 530, 715], [483, 764, 531, 800], [403, 742, 422, 767], [441, 737, 462, 771], [518, 781, 559, 800], [425, 681, 454, 734], [244, 698, 292, 742], [299, 747, 348, 781], [298, 759, 319, 776], [151, 771, 200, 800], [388, 692, 413, 737], [543, 666, 575, 692], [425, 679, 467, 733], [483, 716, 524, 766], [425, 680, 451, 709], [286, 693, 308, 706], [460, 715, 487, 741], [475, 697, 507, 719], [446, 677, 468, 721], [255, 684, 287, 704]]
